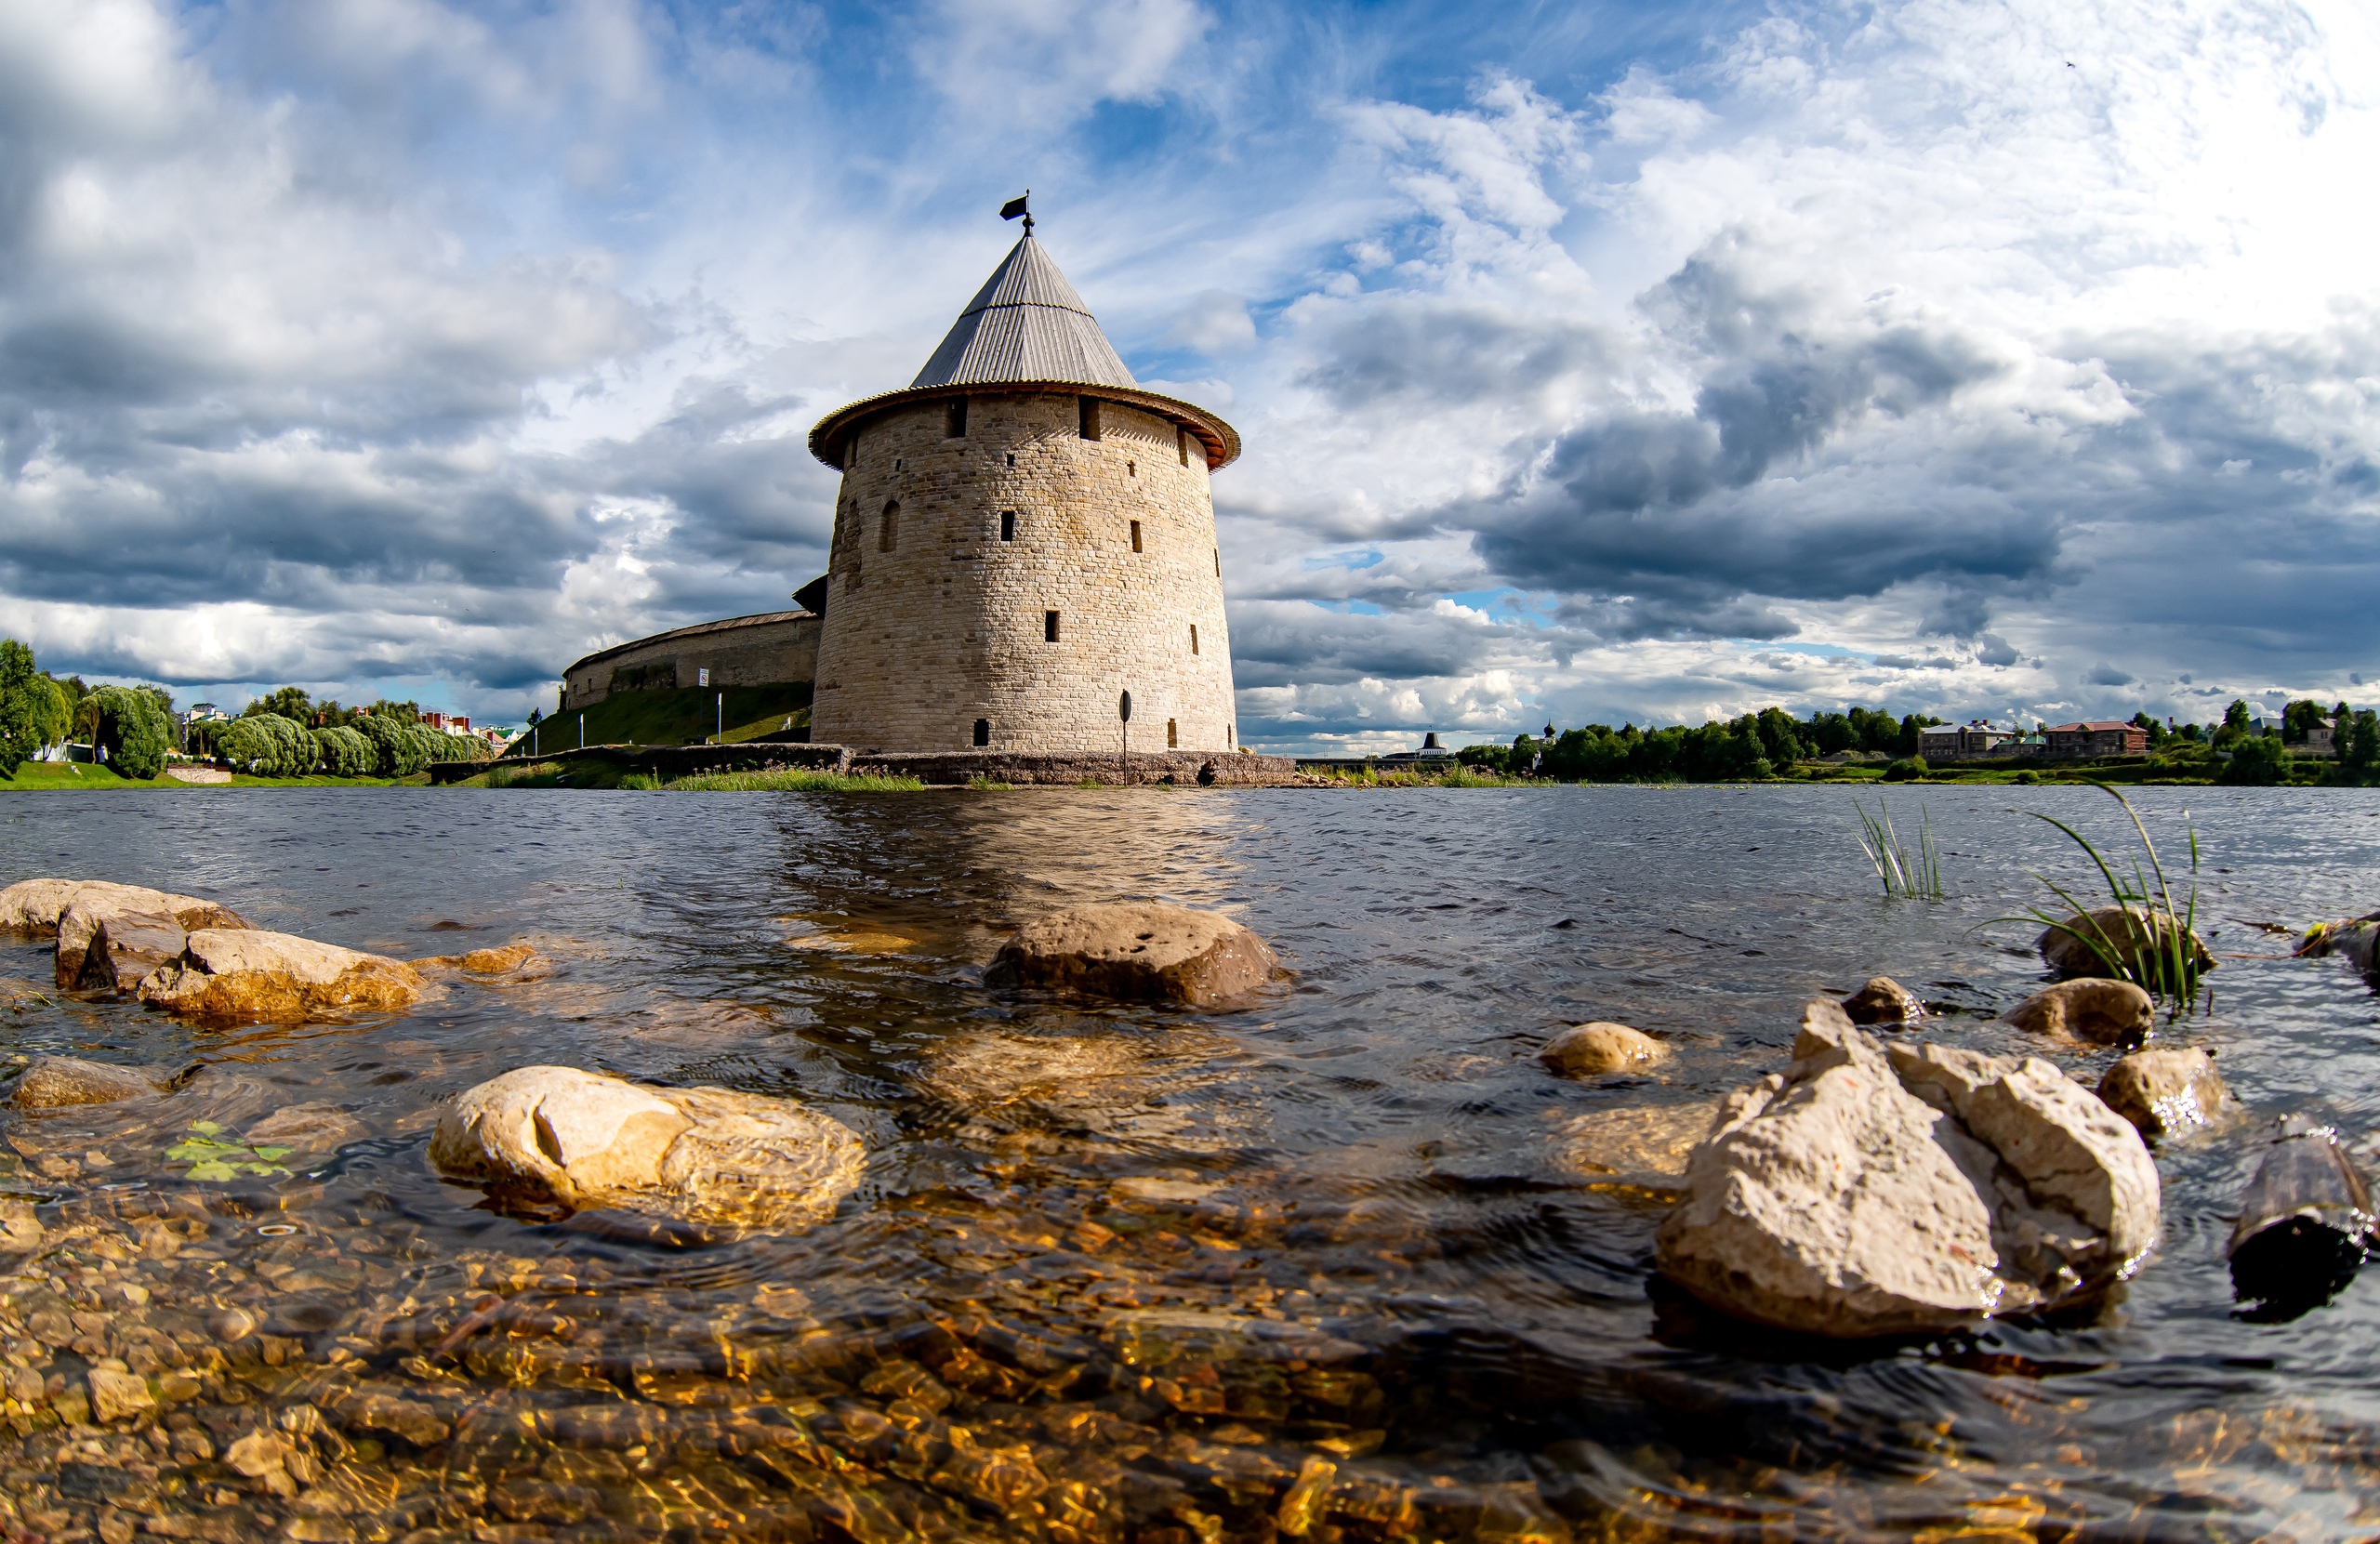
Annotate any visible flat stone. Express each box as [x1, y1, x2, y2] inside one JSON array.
[[1841, 975, 1924, 1025], [2037, 904, 2211, 981], [2004, 979, 2156, 1046], [2097, 1048, 2226, 1138], [1540, 1022, 1666, 1077], [430, 1065, 866, 1229], [984, 903, 1277, 1007], [138, 929, 422, 1023], [12, 1056, 175, 1110], [1654, 998, 2161, 1338], [86, 1367, 153, 1424], [223, 1430, 290, 1478], [418, 943, 544, 973], [74, 910, 187, 996]]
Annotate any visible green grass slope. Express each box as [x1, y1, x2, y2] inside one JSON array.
[[521, 684, 812, 753]]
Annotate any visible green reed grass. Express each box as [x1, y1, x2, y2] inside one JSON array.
[[2001, 782, 2206, 1004], [663, 770, 925, 792], [1854, 797, 1942, 899]]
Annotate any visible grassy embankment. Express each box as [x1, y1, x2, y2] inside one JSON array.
[[514, 685, 812, 755], [1, 761, 425, 790], [451, 761, 921, 792]]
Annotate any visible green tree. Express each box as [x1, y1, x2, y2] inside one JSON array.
[[0, 640, 73, 775], [2282, 699, 2328, 743], [245, 686, 315, 723], [84, 685, 171, 780], [2219, 733, 2288, 785], [2129, 710, 2168, 748], [2342, 710, 2380, 783]]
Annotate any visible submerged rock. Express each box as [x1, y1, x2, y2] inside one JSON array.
[[73, 909, 188, 996], [1653, 999, 2160, 1338], [1554, 1102, 1716, 1189], [419, 942, 546, 974], [1841, 976, 1924, 1025], [985, 903, 1278, 1007], [2228, 1117, 2376, 1313], [1540, 1022, 1666, 1077], [4, 879, 252, 987], [11, 1056, 180, 1109], [138, 929, 422, 1023], [244, 1102, 367, 1153], [430, 1065, 865, 1229], [2096, 1048, 2225, 1138], [2004, 979, 2156, 1046], [2037, 904, 2211, 982]]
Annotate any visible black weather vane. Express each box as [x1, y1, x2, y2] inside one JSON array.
[[1000, 191, 1033, 237]]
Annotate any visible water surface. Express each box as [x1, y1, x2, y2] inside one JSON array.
[[3, 785, 2377, 1541]]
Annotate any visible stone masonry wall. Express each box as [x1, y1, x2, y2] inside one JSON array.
[[811, 391, 1238, 753], [563, 614, 822, 710]]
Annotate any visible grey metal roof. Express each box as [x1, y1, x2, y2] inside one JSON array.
[[910, 237, 1138, 389]]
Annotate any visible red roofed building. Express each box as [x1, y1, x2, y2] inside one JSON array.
[[2044, 721, 2149, 759]]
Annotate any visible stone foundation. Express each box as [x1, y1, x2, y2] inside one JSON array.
[[436, 742, 1302, 786]]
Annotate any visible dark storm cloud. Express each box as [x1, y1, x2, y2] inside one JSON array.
[[1296, 300, 1609, 410], [1224, 599, 1520, 689]]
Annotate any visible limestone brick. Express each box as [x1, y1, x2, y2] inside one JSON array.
[[812, 390, 1239, 753]]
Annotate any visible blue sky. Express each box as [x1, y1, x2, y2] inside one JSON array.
[[3, 0, 2377, 752]]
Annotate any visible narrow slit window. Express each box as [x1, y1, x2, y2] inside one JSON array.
[[1044, 611, 1060, 643], [972, 718, 990, 746], [1127, 460, 1135, 477], [1130, 520, 1143, 553], [879, 501, 899, 552], [1213, 548, 1220, 576], [1078, 396, 1101, 441], [1007, 452, 1015, 468], [1177, 429, 1189, 467], [1000, 509, 1016, 542], [945, 398, 968, 438], [1227, 724, 1234, 746], [846, 434, 860, 470], [1167, 719, 1178, 748], [1189, 624, 1198, 654]]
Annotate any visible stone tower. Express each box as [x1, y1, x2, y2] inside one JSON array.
[[804, 232, 1242, 754]]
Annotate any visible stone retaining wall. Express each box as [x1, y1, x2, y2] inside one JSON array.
[[433, 743, 1302, 786]]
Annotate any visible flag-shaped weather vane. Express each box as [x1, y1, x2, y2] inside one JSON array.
[[1000, 191, 1032, 237]]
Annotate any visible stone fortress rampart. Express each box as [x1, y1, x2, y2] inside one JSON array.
[[562, 610, 820, 712], [811, 389, 1235, 754]]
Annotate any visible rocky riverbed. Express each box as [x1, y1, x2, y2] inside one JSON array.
[[2, 785, 2379, 1540]]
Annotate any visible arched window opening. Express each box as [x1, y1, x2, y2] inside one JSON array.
[[879, 501, 899, 552]]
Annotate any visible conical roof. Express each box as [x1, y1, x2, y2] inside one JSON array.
[[910, 237, 1138, 389]]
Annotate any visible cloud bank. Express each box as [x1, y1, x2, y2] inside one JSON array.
[[1, 0, 2374, 749]]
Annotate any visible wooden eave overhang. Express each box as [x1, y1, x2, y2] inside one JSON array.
[[806, 381, 1241, 472]]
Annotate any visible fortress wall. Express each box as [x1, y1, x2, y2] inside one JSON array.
[[812, 391, 1239, 753], [563, 614, 822, 710]]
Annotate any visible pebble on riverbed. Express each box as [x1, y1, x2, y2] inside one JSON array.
[[1539, 1022, 1666, 1077], [430, 1065, 866, 1229], [984, 903, 1279, 1007], [1655, 998, 2161, 1338], [2096, 1047, 2226, 1138], [1839, 975, 1924, 1025]]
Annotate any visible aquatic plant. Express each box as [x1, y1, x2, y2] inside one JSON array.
[[664, 770, 926, 792], [966, 776, 1014, 791], [1854, 797, 1942, 899], [163, 1122, 290, 1181], [2005, 783, 2207, 1005]]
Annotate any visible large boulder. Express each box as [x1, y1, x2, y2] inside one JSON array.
[[2003, 979, 2156, 1046], [984, 903, 1277, 1007], [138, 930, 422, 1023], [0, 879, 252, 986], [1653, 1000, 2160, 1337], [2096, 1048, 2225, 1138], [74, 910, 189, 996], [1540, 1022, 1666, 1077], [429, 1066, 865, 1229], [2037, 905, 2211, 982], [11, 1056, 181, 1110]]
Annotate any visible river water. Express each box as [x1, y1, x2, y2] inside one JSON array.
[[2, 784, 2377, 1542]]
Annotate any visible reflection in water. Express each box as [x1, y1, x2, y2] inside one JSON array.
[[1, 785, 2379, 1538]]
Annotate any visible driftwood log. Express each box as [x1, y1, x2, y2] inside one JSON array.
[[2228, 1116, 2376, 1311]]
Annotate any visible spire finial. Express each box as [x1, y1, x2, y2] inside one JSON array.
[[1000, 191, 1033, 238]]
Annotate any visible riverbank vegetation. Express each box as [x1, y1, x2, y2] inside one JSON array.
[[506, 684, 813, 755]]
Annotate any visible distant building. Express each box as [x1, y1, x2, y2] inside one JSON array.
[[562, 609, 822, 714], [2290, 717, 2337, 757], [2043, 721, 2149, 758], [1917, 720, 2010, 759], [1380, 732, 1459, 764]]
